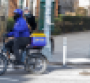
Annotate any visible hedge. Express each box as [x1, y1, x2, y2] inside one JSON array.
[[6, 16, 90, 35], [6, 17, 38, 32], [54, 16, 90, 35], [7, 17, 14, 32]]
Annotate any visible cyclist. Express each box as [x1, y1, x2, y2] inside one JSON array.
[[5, 9, 30, 65], [23, 7, 37, 34]]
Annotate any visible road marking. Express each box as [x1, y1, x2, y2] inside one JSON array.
[[0, 78, 19, 82], [24, 75, 90, 80]]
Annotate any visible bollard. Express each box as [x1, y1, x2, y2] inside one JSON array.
[[63, 37, 67, 67]]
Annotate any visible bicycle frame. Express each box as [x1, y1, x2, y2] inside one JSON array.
[[1, 35, 45, 63], [1, 36, 27, 63], [1, 37, 7, 54]]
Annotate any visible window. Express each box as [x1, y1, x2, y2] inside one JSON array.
[[58, 5, 61, 14], [18, 0, 24, 9]]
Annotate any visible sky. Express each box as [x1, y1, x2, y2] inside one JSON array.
[[79, 0, 90, 9]]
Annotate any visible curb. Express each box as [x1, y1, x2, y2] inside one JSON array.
[[49, 62, 90, 65]]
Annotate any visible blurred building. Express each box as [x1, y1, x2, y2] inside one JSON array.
[[58, 0, 90, 16], [2, 0, 58, 17], [1, 0, 90, 17], [58, 0, 79, 14]]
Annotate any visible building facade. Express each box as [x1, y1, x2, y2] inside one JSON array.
[[58, 0, 78, 14], [7, 0, 58, 17], [58, 0, 90, 16]]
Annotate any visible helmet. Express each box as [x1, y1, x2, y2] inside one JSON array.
[[13, 9, 23, 21], [14, 9, 23, 16]]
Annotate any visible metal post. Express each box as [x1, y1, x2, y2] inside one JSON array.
[[33, 0, 37, 16], [42, 0, 52, 60], [63, 37, 67, 66], [23, 0, 26, 9], [62, 37, 72, 68]]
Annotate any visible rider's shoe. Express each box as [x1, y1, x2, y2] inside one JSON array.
[[7, 59, 12, 65], [13, 60, 24, 69], [13, 61, 24, 69], [18, 62, 24, 65], [13, 60, 24, 65], [13, 60, 20, 65]]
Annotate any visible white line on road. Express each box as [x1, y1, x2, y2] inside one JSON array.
[[0, 78, 19, 82], [24, 75, 90, 80]]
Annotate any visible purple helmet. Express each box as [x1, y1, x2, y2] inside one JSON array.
[[14, 9, 23, 16]]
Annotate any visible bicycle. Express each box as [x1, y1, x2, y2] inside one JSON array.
[[0, 33, 47, 76]]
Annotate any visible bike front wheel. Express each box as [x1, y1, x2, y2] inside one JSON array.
[[0, 53, 7, 76]]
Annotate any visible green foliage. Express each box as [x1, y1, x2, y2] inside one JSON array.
[[53, 16, 90, 35], [58, 14, 63, 21], [7, 17, 39, 32], [35, 18, 38, 23], [51, 26, 62, 35], [54, 18, 60, 23], [76, 7, 88, 16], [54, 14, 64, 24], [7, 17, 14, 32], [7, 16, 90, 36]]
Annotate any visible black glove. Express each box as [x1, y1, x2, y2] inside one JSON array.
[[3, 33, 8, 37]]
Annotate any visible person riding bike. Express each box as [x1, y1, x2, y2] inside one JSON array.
[[5, 9, 30, 65], [23, 7, 37, 34]]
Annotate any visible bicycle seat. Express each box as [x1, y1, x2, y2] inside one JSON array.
[[26, 44, 43, 50]]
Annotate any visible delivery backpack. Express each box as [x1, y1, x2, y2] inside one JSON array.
[[30, 33, 47, 47], [25, 14, 37, 32]]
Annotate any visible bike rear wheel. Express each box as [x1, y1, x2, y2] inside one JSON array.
[[25, 53, 47, 74], [0, 53, 7, 76]]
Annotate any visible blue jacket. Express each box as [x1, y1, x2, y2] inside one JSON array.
[[7, 9, 30, 38]]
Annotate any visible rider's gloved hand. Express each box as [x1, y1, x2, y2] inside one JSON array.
[[3, 33, 8, 37]]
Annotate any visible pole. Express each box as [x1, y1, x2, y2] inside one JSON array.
[[33, 0, 37, 16], [63, 37, 67, 66], [42, 0, 52, 60], [23, 0, 26, 9]]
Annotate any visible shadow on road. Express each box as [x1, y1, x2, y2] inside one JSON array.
[[1, 64, 90, 82], [0, 68, 35, 83], [45, 64, 90, 74]]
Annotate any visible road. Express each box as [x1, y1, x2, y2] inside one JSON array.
[[51, 31, 90, 62], [0, 65, 90, 83], [0, 31, 90, 62], [0, 31, 90, 83]]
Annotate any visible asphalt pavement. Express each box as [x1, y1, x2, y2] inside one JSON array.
[[0, 65, 90, 83], [0, 31, 90, 63], [50, 31, 90, 63], [0, 31, 90, 83]]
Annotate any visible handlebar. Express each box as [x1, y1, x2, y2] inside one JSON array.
[[3, 33, 7, 38], [2, 33, 8, 43]]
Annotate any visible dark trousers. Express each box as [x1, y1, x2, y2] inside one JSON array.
[[5, 37, 30, 61]]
